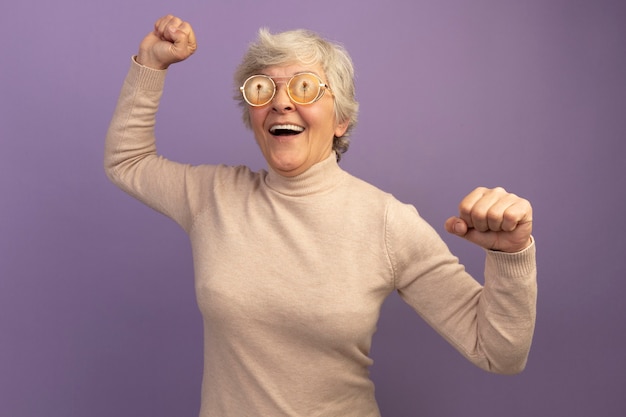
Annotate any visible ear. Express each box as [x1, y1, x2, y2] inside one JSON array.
[[334, 118, 350, 138], [244, 108, 255, 131]]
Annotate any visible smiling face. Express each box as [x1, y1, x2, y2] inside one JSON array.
[[248, 63, 349, 177]]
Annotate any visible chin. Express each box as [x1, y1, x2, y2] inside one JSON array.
[[268, 153, 308, 175]]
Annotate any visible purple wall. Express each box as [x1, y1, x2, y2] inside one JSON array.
[[2, 0, 625, 416]]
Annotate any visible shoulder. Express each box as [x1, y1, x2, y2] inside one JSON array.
[[187, 163, 264, 190], [340, 171, 423, 222], [336, 171, 430, 235], [341, 171, 440, 242], [340, 171, 395, 202]]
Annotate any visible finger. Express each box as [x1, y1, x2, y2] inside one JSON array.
[[175, 20, 193, 36], [485, 193, 521, 231], [154, 15, 170, 38], [155, 15, 183, 40], [457, 187, 488, 229], [500, 198, 533, 232], [444, 216, 468, 236], [446, 216, 499, 249], [471, 187, 520, 232], [459, 187, 508, 231], [170, 21, 196, 50], [167, 25, 197, 61], [178, 21, 197, 49]]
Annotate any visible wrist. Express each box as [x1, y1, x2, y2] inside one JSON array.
[[502, 237, 534, 253], [136, 50, 169, 70]]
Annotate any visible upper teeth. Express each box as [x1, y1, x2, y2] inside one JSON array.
[[270, 124, 304, 133]]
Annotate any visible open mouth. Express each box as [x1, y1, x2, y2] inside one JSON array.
[[269, 124, 305, 137]]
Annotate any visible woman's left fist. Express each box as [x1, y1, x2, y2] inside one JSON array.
[[445, 187, 533, 253]]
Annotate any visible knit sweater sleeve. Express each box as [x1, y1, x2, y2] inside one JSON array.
[[386, 199, 537, 374], [104, 58, 218, 232]]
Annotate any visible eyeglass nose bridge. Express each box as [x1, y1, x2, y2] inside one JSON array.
[[271, 78, 293, 104]]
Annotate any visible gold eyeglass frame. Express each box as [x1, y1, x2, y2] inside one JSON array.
[[240, 72, 333, 107]]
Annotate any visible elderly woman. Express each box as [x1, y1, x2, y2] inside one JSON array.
[[105, 15, 536, 417]]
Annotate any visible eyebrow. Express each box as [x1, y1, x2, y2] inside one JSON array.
[[260, 71, 322, 79]]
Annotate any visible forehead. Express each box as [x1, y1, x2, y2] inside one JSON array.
[[262, 63, 326, 79]]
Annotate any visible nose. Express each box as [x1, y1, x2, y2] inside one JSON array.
[[271, 84, 294, 113]]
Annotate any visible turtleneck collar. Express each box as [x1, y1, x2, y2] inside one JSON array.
[[263, 152, 347, 197]]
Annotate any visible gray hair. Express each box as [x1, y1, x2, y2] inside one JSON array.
[[234, 28, 358, 161]]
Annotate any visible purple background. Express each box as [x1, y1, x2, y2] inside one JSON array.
[[2, 0, 625, 416]]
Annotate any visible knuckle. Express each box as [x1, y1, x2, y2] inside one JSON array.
[[486, 207, 501, 222], [471, 209, 489, 228], [472, 205, 488, 218], [458, 202, 473, 217]]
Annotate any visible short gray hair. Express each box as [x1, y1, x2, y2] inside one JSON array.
[[234, 28, 358, 161]]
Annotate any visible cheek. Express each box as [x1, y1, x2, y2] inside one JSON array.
[[248, 109, 267, 132], [301, 106, 335, 132]]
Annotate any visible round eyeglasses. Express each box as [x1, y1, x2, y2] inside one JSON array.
[[240, 72, 332, 107]]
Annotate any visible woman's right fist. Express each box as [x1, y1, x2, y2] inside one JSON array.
[[137, 15, 197, 70]]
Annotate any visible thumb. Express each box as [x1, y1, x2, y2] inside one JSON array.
[[445, 216, 500, 251], [166, 25, 197, 62], [167, 26, 189, 59], [444, 216, 468, 237]]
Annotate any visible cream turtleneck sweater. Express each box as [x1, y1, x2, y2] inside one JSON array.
[[105, 59, 537, 417]]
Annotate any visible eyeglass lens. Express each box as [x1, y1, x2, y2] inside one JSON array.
[[288, 73, 321, 104], [243, 77, 275, 106]]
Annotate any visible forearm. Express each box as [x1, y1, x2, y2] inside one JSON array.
[[476, 242, 537, 374], [104, 57, 167, 189]]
